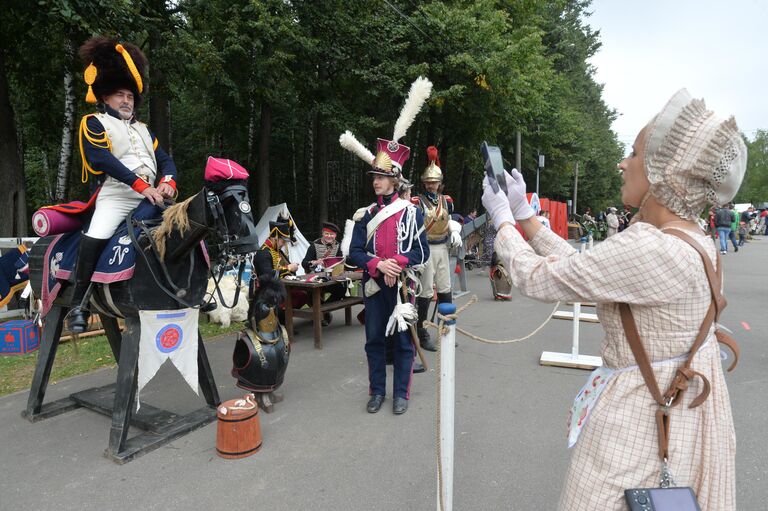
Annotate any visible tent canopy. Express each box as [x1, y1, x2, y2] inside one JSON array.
[[254, 203, 310, 275]]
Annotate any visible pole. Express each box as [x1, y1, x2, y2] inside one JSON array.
[[437, 302, 456, 511], [573, 162, 579, 216], [515, 131, 521, 171], [571, 302, 581, 358]]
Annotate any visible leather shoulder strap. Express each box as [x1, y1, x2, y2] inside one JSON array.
[[618, 303, 665, 405], [664, 228, 725, 317]]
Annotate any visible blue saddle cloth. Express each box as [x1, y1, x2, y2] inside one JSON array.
[[40, 201, 163, 314]]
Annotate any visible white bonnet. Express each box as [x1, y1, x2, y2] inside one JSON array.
[[643, 89, 747, 220]]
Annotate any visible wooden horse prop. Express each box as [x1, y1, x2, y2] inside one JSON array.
[[23, 168, 259, 463], [231, 271, 290, 413]]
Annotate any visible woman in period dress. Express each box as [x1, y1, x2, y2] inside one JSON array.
[[481, 89, 746, 510]]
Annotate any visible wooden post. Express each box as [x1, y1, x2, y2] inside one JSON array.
[[437, 303, 456, 511]]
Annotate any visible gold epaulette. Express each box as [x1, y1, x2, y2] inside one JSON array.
[[78, 114, 111, 183]]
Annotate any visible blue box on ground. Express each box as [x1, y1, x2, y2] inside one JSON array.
[[0, 320, 40, 355]]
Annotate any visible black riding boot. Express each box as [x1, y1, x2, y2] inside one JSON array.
[[68, 234, 108, 334], [416, 297, 437, 352]]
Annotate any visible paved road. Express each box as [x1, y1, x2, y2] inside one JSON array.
[[1, 236, 766, 510]]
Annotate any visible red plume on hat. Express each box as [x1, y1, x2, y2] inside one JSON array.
[[426, 146, 440, 168], [79, 36, 148, 107], [422, 145, 443, 182]]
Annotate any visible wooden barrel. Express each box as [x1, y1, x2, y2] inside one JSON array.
[[216, 394, 262, 459]]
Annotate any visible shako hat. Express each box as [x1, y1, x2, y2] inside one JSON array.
[[339, 77, 433, 178]]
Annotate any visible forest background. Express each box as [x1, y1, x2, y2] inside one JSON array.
[[1, 0, 765, 238]]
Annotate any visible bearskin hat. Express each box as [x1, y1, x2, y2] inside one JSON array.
[[79, 36, 148, 108]]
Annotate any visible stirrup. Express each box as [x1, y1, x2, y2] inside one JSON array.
[[67, 306, 90, 334]]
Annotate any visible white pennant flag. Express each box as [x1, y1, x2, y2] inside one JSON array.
[[137, 309, 199, 411]]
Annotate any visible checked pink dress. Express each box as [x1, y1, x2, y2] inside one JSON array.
[[494, 221, 736, 511]]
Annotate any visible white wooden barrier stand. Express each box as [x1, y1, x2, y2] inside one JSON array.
[[436, 302, 456, 511], [540, 237, 602, 370]]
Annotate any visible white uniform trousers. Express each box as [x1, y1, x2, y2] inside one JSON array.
[[419, 241, 451, 297], [86, 176, 146, 239]]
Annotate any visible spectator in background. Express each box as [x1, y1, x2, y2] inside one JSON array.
[[728, 203, 739, 252], [606, 207, 619, 237], [740, 206, 755, 225], [464, 208, 478, 225], [714, 205, 734, 254], [738, 222, 747, 247], [618, 205, 633, 232]]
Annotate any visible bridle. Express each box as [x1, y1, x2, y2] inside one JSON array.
[[128, 183, 260, 310]]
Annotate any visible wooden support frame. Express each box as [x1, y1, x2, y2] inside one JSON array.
[[22, 307, 220, 464]]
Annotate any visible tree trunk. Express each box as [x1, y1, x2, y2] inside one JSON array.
[[247, 97, 255, 168], [314, 111, 328, 227], [306, 113, 314, 207], [255, 100, 271, 217], [0, 51, 27, 236], [55, 40, 75, 202], [149, 31, 171, 152]]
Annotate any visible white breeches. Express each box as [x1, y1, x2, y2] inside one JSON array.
[[85, 177, 145, 239], [419, 242, 452, 297]]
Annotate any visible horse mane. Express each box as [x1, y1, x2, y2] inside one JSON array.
[[152, 195, 196, 261]]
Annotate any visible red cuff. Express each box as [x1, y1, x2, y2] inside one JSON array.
[[367, 257, 381, 277], [393, 254, 408, 268], [160, 175, 177, 190], [131, 178, 150, 194]]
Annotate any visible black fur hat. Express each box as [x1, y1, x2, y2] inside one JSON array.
[[248, 270, 287, 320], [79, 36, 148, 108]]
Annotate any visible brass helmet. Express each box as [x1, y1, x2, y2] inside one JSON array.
[[421, 146, 443, 182]]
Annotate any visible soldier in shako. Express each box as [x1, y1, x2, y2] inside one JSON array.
[[341, 77, 432, 415], [412, 146, 463, 351], [68, 36, 178, 333]]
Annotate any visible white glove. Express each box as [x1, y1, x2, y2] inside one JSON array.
[[504, 168, 535, 220], [482, 176, 515, 228], [448, 220, 463, 248]]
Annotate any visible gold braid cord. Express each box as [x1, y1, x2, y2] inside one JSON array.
[[79, 114, 110, 183], [425, 295, 560, 343]]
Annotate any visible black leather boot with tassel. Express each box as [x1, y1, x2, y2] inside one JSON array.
[[416, 296, 437, 352], [67, 234, 108, 334]]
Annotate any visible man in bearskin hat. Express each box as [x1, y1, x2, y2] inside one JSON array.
[[301, 221, 347, 325], [341, 77, 432, 415], [67, 36, 178, 333], [412, 146, 463, 351]]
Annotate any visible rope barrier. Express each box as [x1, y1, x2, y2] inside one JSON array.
[[429, 295, 561, 510], [424, 295, 561, 343]]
